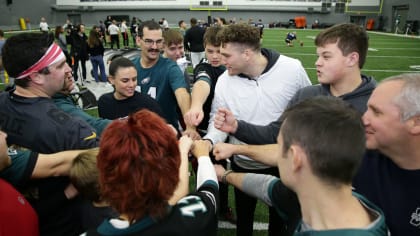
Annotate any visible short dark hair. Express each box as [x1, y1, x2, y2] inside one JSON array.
[[137, 20, 161, 38], [315, 23, 368, 69], [2, 32, 55, 86], [178, 20, 184, 27], [190, 17, 197, 25], [217, 23, 261, 51], [280, 96, 365, 186], [109, 57, 135, 77]]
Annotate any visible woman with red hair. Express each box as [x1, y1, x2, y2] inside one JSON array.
[[87, 110, 219, 235]]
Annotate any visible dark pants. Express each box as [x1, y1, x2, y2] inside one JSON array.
[[232, 160, 286, 236], [73, 55, 87, 81], [122, 32, 129, 47], [110, 34, 120, 49]]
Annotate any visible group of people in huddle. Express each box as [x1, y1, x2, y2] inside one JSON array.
[[0, 18, 419, 236]]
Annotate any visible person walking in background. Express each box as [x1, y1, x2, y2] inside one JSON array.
[[98, 20, 106, 45], [87, 28, 107, 84], [130, 17, 139, 46], [178, 20, 187, 36], [55, 25, 71, 66], [108, 20, 120, 50], [184, 17, 205, 68], [39, 17, 49, 32], [120, 19, 129, 49], [104, 16, 112, 46], [69, 23, 88, 82]]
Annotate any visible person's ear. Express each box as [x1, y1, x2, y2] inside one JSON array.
[[290, 144, 304, 172], [108, 76, 114, 84], [28, 72, 43, 85], [407, 115, 420, 135], [346, 52, 359, 67]]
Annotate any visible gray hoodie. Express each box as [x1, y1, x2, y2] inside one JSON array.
[[234, 75, 377, 144]]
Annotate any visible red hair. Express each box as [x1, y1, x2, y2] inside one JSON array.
[[98, 110, 180, 223]]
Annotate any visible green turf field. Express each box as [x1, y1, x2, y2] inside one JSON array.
[[1, 27, 419, 235], [261, 28, 420, 84]]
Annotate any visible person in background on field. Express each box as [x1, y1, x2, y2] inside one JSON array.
[[285, 31, 303, 47], [87, 28, 107, 84], [108, 20, 120, 50], [120, 20, 129, 49], [55, 25, 72, 67], [39, 17, 49, 32], [130, 17, 139, 46], [255, 19, 264, 39], [69, 23, 89, 82], [184, 17, 206, 68], [178, 20, 187, 36]]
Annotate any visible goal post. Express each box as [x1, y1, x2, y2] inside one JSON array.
[[189, 0, 228, 11]]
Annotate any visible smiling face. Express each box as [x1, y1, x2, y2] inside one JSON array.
[[137, 27, 164, 64], [109, 66, 138, 100], [363, 81, 408, 151], [220, 43, 247, 76], [315, 42, 353, 85]]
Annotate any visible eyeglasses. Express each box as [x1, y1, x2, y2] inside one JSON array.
[[142, 38, 164, 47]]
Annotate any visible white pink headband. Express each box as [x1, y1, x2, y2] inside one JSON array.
[[16, 43, 66, 80]]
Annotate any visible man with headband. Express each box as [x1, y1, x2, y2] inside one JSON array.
[[0, 32, 99, 235]]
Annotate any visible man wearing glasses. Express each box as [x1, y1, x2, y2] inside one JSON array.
[[133, 20, 198, 138]]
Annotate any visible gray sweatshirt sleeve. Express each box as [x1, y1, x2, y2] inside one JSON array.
[[242, 173, 278, 206], [233, 118, 281, 145]]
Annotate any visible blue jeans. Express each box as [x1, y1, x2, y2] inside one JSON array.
[[90, 55, 107, 82]]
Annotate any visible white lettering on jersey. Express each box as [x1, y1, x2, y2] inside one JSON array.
[[147, 87, 157, 99], [178, 195, 208, 217]]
